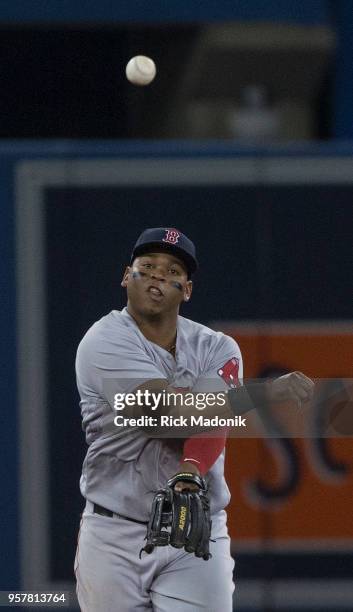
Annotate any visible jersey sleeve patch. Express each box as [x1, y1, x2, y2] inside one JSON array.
[[217, 357, 240, 388]]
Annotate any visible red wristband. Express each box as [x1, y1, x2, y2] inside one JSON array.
[[181, 428, 228, 475]]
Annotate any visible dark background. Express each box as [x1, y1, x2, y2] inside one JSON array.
[[0, 26, 197, 138]]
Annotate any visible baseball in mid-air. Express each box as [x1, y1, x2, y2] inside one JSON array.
[[125, 55, 157, 86]]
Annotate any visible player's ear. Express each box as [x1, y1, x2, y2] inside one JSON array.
[[183, 280, 193, 303], [121, 266, 130, 288]]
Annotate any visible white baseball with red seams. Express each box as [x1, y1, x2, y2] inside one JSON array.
[[125, 55, 157, 86]]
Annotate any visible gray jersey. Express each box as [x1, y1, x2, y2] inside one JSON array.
[[76, 307, 243, 521]]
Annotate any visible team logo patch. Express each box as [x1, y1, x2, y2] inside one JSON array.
[[163, 228, 180, 245], [218, 357, 240, 388]]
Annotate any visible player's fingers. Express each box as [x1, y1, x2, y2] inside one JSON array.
[[294, 371, 313, 382], [290, 382, 310, 401], [289, 380, 314, 403], [291, 387, 312, 407], [293, 372, 315, 394], [174, 481, 200, 492]]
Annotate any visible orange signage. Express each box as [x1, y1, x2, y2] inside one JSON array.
[[221, 324, 353, 544]]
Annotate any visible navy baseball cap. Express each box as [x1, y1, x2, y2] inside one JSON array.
[[130, 228, 198, 276]]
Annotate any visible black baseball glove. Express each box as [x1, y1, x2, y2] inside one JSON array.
[[139, 472, 213, 561]]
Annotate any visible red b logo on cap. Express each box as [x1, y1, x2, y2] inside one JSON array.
[[163, 228, 180, 245]]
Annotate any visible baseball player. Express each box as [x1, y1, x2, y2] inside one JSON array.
[[74, 227, 314, 611]]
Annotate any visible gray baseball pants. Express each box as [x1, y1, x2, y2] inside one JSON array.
[[75, 501, 235, 611]]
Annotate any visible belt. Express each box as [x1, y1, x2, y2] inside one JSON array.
[[93, 503, 148, 525]]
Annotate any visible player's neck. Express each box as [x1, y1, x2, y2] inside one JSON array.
[[127, 305, 177, 353]]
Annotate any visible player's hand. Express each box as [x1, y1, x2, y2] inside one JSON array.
[[173, 461, 201, 492], [267, 371, 315, 405]]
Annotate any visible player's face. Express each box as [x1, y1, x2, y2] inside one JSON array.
[[121, 252, 192, 318]]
